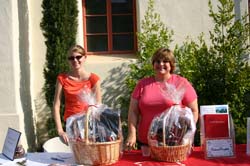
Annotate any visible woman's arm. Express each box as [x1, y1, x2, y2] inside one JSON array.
[[53, 80, 69, 145], [187, 99, 199, 123], [126, 98, 139, 149], [92, 80, 102, 104]]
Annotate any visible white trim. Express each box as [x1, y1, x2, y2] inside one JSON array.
[[77, 0, 84, 47]]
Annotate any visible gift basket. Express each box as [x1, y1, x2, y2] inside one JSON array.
[[148, 81, 196, 162], [66, 88, 123, 165]]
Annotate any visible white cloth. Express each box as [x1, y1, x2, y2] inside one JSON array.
[[0, 152, 76, 166]]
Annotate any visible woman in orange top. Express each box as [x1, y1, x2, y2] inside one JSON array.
[[53, 45, 102, 145]]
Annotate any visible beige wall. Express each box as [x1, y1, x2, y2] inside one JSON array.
[[28, 0, 47, 150], [0, 0, 248, 151], [0, 0, 28, 151]]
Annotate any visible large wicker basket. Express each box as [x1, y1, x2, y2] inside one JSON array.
[[69, 107, 122, 165], [149, 113, 191, 162], [70, 139, 121, 165], [150, 143, 190, 162]]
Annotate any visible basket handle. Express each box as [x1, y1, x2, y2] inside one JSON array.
[[162, 106, 178, 147], [163, 111, 166, 147], [84, 105, 97, 144]]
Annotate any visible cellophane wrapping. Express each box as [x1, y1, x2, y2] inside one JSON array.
[[65, 88, 123, 165], [148, 105, 196, 147], [148, 81, 196, 161], [66, 105, 122, 143]]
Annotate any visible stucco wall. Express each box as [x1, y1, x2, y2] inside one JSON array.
[[0, 0, 28, 151], [28, 0, 47, 150]]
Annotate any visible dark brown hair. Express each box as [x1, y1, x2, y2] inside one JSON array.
[[151, 48, 176, 73]]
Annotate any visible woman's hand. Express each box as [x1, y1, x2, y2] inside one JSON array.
[[58, 131, 69, 145], [126, 98, 139, 150], [126, 133, 137, 150], [53, 81, 69, 145]]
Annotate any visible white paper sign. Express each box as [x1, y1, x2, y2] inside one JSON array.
[[200, 105, 229, 116], [205, 138, 235, 158], [2, 128, 21, 160]]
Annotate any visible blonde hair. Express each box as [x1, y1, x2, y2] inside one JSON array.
[[68, 45, 86, 57]]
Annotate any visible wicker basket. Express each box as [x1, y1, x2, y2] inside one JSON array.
[[149, 113, 191, 162], [69, 107, 121, 165], [150, 143, 190, 162]]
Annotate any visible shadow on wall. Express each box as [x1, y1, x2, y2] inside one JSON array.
[[34, 91, 52, 152], [18, 0, 37, 152], [101, 61, 134, 141], [101, 62, 131, 110]]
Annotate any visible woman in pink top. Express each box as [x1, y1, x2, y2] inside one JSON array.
[[53, 45, 102, 145], [126, 48, 198, 149]]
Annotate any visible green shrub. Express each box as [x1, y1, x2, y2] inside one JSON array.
[[40, 0, 78, 137], [174, 0, 250, 144]]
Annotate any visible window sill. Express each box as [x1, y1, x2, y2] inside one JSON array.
[[86, 54, 137, 64]]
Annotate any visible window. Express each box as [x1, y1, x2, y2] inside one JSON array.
[[82, 0, 137, 54]]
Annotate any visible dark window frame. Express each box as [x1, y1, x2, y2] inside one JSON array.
[[82, 0, 137, 55]]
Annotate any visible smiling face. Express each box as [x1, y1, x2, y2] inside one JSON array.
[[151, 48, 176, 76], [68, 52, 85, 69], [153, 59, 171, 75], [67, 45, 86, 70]]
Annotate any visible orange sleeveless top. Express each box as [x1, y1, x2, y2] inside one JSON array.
[[57, 73, 100, 121]]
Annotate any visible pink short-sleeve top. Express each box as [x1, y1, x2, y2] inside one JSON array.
[[132, 74, 197, 144]]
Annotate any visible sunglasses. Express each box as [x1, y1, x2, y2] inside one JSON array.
[[68, 55, 83, 61]]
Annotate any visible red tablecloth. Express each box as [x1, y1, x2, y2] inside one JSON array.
[[113, 144, 250, 166]]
